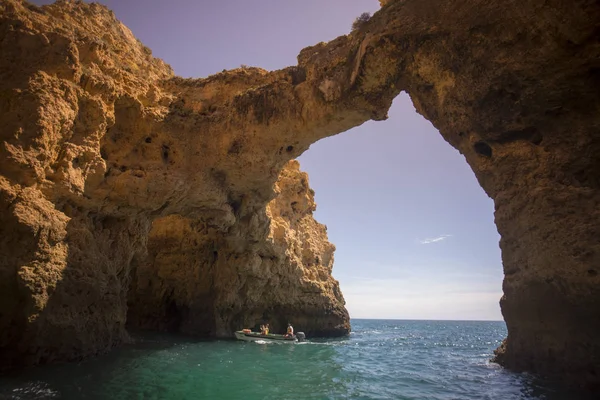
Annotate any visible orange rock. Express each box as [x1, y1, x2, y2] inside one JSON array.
[[1, 0, 599, 391]]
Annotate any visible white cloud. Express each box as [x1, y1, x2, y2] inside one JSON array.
[[419, 234, 452, 244]]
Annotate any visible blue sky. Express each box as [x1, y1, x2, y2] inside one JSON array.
[[32, 0, 503, 321]]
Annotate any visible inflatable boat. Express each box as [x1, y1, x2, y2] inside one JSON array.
[[234, 330, 306, 342]]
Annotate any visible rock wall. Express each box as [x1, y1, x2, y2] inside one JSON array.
[[0, 0, 349, 370], [127, 161, 348, 338], [1, 0, 599, 390]]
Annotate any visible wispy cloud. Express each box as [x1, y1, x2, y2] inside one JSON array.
[[419, 234, 452, 245]]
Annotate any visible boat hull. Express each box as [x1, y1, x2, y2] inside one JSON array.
[[234, 331, 297, 342]]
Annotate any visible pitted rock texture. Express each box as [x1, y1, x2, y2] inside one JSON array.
[[0, 0, 349, 371], [127, 161, 348, 338], [1, 0, 599, 390]]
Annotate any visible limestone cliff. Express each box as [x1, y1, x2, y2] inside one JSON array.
[[127, 160, 348, 338], [0, 0, 349, 370], [1, 0, 599, 391]]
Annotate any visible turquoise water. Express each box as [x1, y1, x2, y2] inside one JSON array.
[[0, 319, 592, 399]]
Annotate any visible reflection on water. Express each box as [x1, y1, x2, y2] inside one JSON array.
[[0, 321, 594, 400]]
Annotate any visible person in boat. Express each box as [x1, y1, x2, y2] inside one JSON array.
[[284, 322, 294, 338], [259, 323, 270, 335]]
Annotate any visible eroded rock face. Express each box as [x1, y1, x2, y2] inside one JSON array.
[[1, 0, 599, 390], [0, 0, 350, 371], [127, 161, 348, 338]]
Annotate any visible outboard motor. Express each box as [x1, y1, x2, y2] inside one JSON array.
[[296, 332, 306, 342]]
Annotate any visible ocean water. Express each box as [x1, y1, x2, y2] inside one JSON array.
[[0, 319, 592, 400]]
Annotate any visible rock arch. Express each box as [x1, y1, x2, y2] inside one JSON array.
[[0, 0, 598, 389]]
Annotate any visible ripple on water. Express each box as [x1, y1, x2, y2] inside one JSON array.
[[0, 320, 595, 400]]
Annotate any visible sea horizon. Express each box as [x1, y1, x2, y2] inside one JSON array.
[[350, 317, 505, 323]]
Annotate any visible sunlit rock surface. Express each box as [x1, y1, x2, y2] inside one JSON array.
[[127, 161, 348, 339], [1, 0, 599, 390]]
